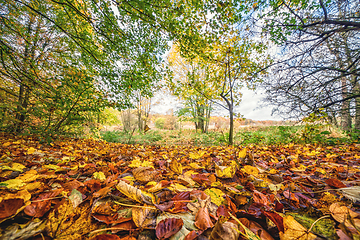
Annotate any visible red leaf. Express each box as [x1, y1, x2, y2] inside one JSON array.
[[172, 192, 190, 201], [84, 179, 102, 192], [111, 221, 137, 233], [216, 205, 230, 218], [91, 234, 121, 240], [253, 190, 271, 206], [275, 201, 284, 212], [168, 201, 188, 213], [283, 189, 299, 202], [156, 218, 184, 240], [325, 178, 347, 188], [24, 189, 62, 217], [0, 199, 24, 219], [184, 230, 204, 240], [262, 211, 284, 233], [191, 174, 211, 186], [225, 195, 237, 213]]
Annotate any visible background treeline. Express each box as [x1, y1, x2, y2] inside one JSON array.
[[1, 0, 359, 145]]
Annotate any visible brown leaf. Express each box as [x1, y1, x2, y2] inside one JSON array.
[[24, 189, 62, 217], [325, 178, 347, 188], [329, 202, 360, 230], [239, 218, 274, 240], [91, 234, 121, 240], [111, 221, 137, 233], [156, 218, 184, 240], [85, 179, 102, 192], [184, 230, 204, 240], [0, 199, 24, 219], [0, 190, 31, 222], [216, 205, 230, 218], [133, 167, 161, 183], [132, 206, 157, 228], [195, 207, 214, 230], [209, 220, 239, 240]]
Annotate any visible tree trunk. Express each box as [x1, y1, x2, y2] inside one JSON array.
[[340, 76, 351, 131], [229, 106, 234, 145], [355, 80, 360, 130]]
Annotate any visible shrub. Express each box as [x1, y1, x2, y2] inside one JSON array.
[[155, 118, 165, 129]]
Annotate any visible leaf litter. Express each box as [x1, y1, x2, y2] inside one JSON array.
[[0, 133, 360, 239]]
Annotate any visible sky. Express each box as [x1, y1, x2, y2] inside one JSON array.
[[150, 88, 283, 121]]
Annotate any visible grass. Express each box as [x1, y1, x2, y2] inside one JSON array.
[[100, 124, 359, 146]]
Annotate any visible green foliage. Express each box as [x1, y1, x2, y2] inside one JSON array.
[[101, 108, 122, 126], [154, 118, 165, 129], [100, 130, 162, 144]]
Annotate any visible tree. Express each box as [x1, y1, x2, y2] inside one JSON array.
[[243, 0, 360, 130], [0, 1, 108, 136], [205, 35, 269, 144], [166, 44, 219, 133]]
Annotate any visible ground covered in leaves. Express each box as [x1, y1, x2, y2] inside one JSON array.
[[0, 133, 360, 240]]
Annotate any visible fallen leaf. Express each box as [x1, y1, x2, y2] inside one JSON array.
[[69, 189, 83, 208], [170, 160, 183, 175], [24, 189, 63, 217], [0, 190, 31, 222], [132, 205, 157, 228], [215, 164, 236, 179], [329, 202, 360, 230], [46, 200, 100, 239], [280, 215, 317, 240], [209, 220, 239, 240], [242, 165, 259, 177], [133, 167, 161, 183], [195, 207, 214, 230], [156, 218, 184, 240], [325, 178, 347, 188], [204, 188, 224, 206], [0, 218, 46, 240], [93, 172, 106, 181], [116, 180, 154, 204]]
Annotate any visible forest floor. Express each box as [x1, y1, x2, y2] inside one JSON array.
[[0, 132, 359, 240]]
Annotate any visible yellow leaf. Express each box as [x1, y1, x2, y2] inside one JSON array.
[[17, 169, 38, 182], [116, 180, 154, 203], [93, 172, 106, 181], [189, 151, 206, 160], [3, 142, 11, 147], [1, 163, 26, 172], [24, 182, 44, 192], [27, 147, 36, 155], [170, 160, 183, 174], [44, 164, 60, 171], [128, 159, 142, 168], [280, 215, 317, 240], [211, 182, 223, 187], [268, 169, 278, 174], [204, 188, 225, 206], [122, 176, 135, 182], [215, 164, 236, 179], [0, 179, 25, 190], [238, 148, 247, 158], [241, 165, 259, 177], [189, 162, 205, 169], [168, 183, 189, 192], [291, 164, 307, 172]]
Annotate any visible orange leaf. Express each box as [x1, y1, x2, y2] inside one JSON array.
[[195, 207, 214, 230]]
